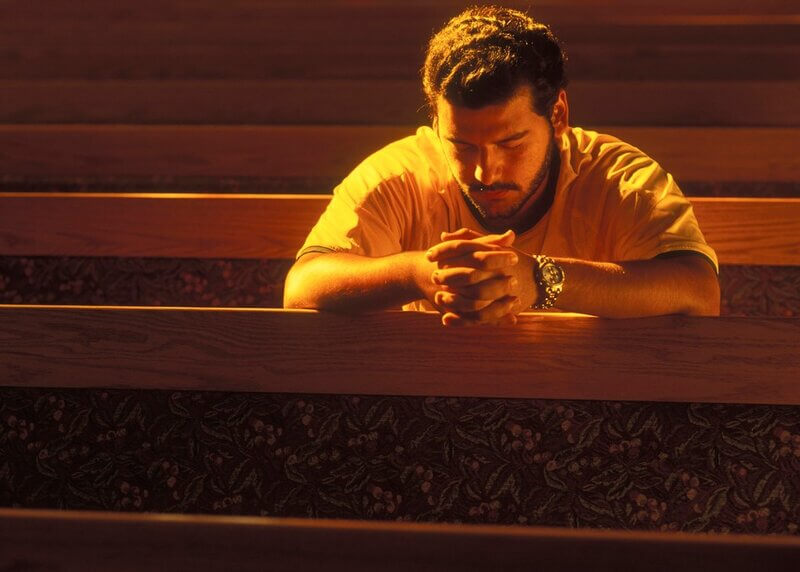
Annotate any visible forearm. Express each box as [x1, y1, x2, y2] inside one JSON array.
[[425, 229, 720, 323], [283, 251, 433, 312], [553, 256, 720, 317]]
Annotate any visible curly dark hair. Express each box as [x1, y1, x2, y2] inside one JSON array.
[[422, 5, 567, 118]]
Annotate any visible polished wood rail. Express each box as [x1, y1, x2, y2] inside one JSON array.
[[1, 0, 797, 82], [1, 193, 798, 265], [1, 306, 799, 405], [1, 126, 797, 182], [3, 79, 798, 127], [1, 508, 799, 572]]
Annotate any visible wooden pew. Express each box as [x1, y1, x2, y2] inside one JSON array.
[[1, 305, 798, 543], [1, 306, 799, 404], [1, 126, 798, 182], [2, 79, 799, 127], [3, 1, 798, 561], [1, 193, 798, 552], [1, 1, 797, 81], [1, 193, 799, 265], [2, 507, 799, 572]]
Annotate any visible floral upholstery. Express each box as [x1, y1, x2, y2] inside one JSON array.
[[1, 257, 798, 317], [2, 388, 799, 534]]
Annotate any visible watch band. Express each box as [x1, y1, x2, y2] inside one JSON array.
[[531, 255, 565, 310]]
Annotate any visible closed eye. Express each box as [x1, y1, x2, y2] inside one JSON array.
[[452, 141, 476, 152], [496, 132, 528, 149]]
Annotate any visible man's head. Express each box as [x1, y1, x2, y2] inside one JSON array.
[[422, 6, 569, 230], [422, 5, 567, 118]]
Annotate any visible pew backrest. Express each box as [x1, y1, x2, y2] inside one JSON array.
[[1, 193, 798, 265]]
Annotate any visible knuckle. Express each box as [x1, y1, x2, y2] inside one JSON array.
[[462, 298, 485, 311], [472, 284, 497, 300]]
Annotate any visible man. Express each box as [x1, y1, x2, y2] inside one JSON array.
[[284, 6, 720, 325]]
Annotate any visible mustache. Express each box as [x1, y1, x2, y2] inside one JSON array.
[[469, 182, 520, 193]]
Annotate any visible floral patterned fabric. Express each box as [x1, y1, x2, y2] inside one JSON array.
[[0, 257, 293, 308], [1, 388, 799, 534], [1, 256, 799, 317]]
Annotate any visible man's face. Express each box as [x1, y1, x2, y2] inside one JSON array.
[[435, 85, 565, 229]]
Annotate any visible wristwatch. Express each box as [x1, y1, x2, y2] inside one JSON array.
[[531, 255, 565, 310]]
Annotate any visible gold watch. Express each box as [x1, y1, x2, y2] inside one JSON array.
[[531, 255, 565, 310]]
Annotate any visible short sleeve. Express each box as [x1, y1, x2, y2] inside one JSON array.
[[297, 172, 409, 259], [607, 155, 719, 272], [296, 128, 452, 260]]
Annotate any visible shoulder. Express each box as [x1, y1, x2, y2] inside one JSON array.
[[562, 126, 678, 204], [564, 127, 662, 179], [341, 126, 449, 197]]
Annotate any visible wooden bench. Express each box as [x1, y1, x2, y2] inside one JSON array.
[[1, 126, 798, 183], [2, 1, 798, 130], [3, 80, 799, 127], [1, 193, 799, 265], [2, 198, 799, 556], [1, 0, 797, 82], [3, 0, 798, 564], [1, 305, 799, 404], [0, 307, 799, 548]]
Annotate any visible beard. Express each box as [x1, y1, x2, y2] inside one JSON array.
[[461, 134, 555, 224]]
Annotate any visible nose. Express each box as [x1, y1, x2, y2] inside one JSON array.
[[473, 147, 500, 186]]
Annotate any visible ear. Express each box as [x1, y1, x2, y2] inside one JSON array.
[[550, 90, 569, 138]]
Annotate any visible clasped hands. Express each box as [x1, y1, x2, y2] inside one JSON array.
[[423, 228, 537, 326]]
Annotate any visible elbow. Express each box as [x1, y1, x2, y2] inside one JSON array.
[[688, 289, 720, 316], [669, 255, 720, 317], [283, 260, 316, 309], [282, 279, 305, 309], [702, 280, 721, 316], [686, 272, 721, 317]]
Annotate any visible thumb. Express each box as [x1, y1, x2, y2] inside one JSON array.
[[440, 228, 482, 241], [480, 229, 516, 247], [440, 228, 516, 246]]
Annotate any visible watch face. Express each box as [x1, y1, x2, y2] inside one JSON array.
[[541, 262, 564, 286]]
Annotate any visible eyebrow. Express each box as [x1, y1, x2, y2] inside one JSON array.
[[446, 130, 530, 145]]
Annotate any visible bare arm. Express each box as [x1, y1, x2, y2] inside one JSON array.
[[283, 233, 520, 315], [553, 255, 720, 318], [284, 231, 719, 321], [283, 251, 433, 312]]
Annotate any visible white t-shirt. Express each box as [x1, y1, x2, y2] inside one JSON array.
[[300, 126, 718, 309]]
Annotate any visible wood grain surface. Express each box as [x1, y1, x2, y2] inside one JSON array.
[[691, 198, 800, 265], [2, 507, 799, 572], [1, 126, 798, 182], [2, 80, 798, 127], [2, 44, 797, 82], [1, 1, 797, 81], [0, 125, 410, 179], [2, 193, 798, 265], [0, 193, 329, 259], [1, 306, 799, 405]]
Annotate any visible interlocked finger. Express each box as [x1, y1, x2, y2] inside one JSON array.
[[426, 239, 510, 263], [434, 290, 495, 313], [452, 274, 518, 301], [440, 228, 482, 241], [436, 249, 518, 271], [432, 267, 500, 288]]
